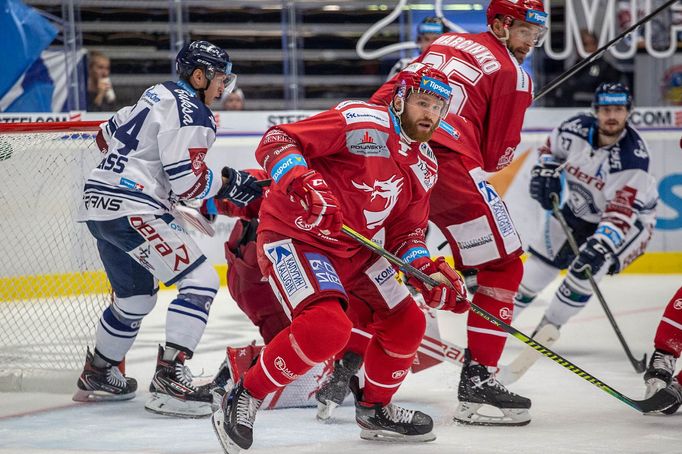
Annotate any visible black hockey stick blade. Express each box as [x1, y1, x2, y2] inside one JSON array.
[[340, 224, 673, 413], [636, 385, 681, 414]]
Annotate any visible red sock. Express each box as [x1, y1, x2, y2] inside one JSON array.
[[654, 286, 682, 358], [467, 257, 523, 367], [362, 301, 425, 405], [243, 299, 352, 399]]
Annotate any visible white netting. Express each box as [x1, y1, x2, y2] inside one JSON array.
[[0, 122, 112, 392]]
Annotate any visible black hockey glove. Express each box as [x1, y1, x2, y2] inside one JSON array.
[[530, 162, 562, 210], [215, 167, 264, 208], [571, 237, 612, 278]]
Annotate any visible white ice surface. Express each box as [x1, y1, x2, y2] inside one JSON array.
[[1, 275, 681, 454]]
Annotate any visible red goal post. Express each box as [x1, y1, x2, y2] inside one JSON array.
[[0, 120, 113, 392]]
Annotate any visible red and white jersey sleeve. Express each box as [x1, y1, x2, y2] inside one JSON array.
[[371, 31, 533, 172]]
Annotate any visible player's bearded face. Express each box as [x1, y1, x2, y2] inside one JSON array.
[[596, 105, 629, 137], [506, 21, 541, 63], [401, 92, 444, 142]]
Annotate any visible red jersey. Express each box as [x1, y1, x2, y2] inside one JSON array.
[[371, 31, 533, 172], [256, 101, 438, 261]]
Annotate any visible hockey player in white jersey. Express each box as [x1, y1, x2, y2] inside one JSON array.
[[514, 83, 658, 333], [72, 40, 264, 418]]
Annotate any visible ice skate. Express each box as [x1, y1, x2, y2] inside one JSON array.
[[644, 350, 679, 415], [212, 380, 263, 454], [315, 350, 362, 421], [144, 345, 213, 418], [454, 349, 531, 426], [72, 348, 137, 402]]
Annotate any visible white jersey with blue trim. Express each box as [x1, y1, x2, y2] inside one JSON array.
[[540, 113, 658, 231], [78, 80, 223, 221]]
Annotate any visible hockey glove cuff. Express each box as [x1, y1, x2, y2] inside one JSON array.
[[571, 237, 613, 278], [530, 160, 562, 210]]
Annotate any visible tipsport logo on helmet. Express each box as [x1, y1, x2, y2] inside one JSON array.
[[525, 9, 548, 26], [596, 93, 629, 106], [419, 76, 452, 100]]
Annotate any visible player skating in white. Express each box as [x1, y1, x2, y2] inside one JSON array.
[[72, 40, 264, 418], [514, 83, 658, 335]]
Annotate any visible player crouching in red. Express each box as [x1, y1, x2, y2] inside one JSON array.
[[212, 64, 469, 453]]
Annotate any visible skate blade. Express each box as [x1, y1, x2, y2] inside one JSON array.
[[211, 410, 242, 454], [498, 324, 560, 386], [316, 400, 339, 422], [360, 429, 436, 443], [72, 388, 136, 403], [144, 393, 212, 418], [454, 402, 531, 426]]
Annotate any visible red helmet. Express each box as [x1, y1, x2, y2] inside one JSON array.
[[393, 63, 452, 118], [486, 0, 548, 46]]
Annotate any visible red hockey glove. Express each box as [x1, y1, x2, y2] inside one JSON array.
[[408, 256, 469, 313], [287, 170, 342, 234]]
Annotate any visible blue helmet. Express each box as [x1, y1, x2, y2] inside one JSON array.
[[593, 82, 632, 110], [417, 16, 445, 37], [176, 40, 232, 82]]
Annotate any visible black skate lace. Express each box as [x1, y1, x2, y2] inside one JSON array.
[[106, 366, 127, 389], [236, 391, 262, 429], [383, 403, 414, 424], [652, 352, 676, 375]]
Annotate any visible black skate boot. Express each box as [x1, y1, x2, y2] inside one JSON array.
[[315, 350, 363, 421], [72, 348, 137, 402], [144, 345, 213, 418], [212, 380, 263, 454], [644, 349, 679, 415], [454, 349, 531, 426], [351, 378, 435, 443]]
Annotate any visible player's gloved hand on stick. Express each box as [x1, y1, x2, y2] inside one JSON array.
[[530, 161, 562, 210], [216, 167, 264, 207], [408, 256, 469, 313], [287, 169, 342, 234], [571, 237, 612, 278]]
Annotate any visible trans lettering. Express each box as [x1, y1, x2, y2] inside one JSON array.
[[83, 194, 122, 211]]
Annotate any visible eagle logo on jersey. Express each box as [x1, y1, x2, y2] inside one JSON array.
[[352, 175, 404, 229]]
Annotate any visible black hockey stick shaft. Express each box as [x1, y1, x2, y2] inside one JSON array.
[[534, 0, 677, 101], [340, 224, 673, 413], [550, 194, 647, 373]]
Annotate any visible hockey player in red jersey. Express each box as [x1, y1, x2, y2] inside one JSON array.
[[370, 0, 548, 426], [643, 286, 682, 414], [212, 64, 469, 452]]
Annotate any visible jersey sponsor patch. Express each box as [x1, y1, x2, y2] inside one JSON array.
[[346, 129, 390, 158], [270, 154, 307, 183], [264, 239, 314, 309], [119, 177, 144, 191], [401, 247, 430, 264], [438, 120, 460, 139], [304, 253, 346, 294], [410, 156, 438, 192], [343, 108, 390, 128], [447, 215, 500, 266], [365, 257, 410, 309], [188, 147, 208, 175]]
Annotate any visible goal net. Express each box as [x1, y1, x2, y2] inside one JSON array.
[[0, 121, 112, 392]]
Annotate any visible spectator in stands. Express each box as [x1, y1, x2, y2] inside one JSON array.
[[555, 30, 626, 107], [87, 50, 116, 112], [221, 87, 245, 110], [386, 16, 447, 80]]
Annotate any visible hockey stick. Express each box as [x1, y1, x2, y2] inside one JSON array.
[[534, 0, 677, 101], [549, 194, 647, 373], [340, 224, 676, 413]]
